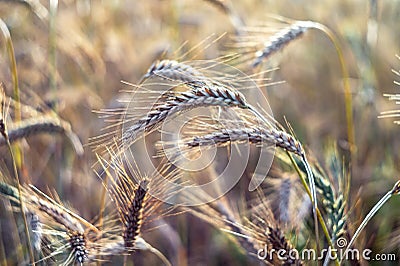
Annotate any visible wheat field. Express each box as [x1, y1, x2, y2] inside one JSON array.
[[0, 0, 399, 265]]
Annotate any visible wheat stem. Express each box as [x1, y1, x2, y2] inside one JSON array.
[[341, 180, 400, 264], [312, 23, 355, 158], [0, 125, 35, 264]]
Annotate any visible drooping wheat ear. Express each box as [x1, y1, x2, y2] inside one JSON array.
[[142, 59, 205, 83], [275, 176, 292, 224], [251, 20, 315, 67], [159, 113, 317, 224], [28, 193, 84, 234], [185, 127, 303, 156], [0, 116, 84, 155], [122, 80, 251, 146], [122, 179, 148, 248], [265, 172, 311, 228]]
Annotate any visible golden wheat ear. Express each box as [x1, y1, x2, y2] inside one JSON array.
[[96, 147, 181, 263]]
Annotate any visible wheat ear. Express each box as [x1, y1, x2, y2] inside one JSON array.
[[121, 179, 148, 248], [122, 80, 251, 146], [314, 169, 347, 243], [185, 127, 303, 156], [252, 21, 314, 67], [142, 59, 205, 83], [0, 116, 83, 155]]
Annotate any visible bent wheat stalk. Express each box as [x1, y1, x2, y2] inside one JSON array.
[[341, 180, 400, 264]]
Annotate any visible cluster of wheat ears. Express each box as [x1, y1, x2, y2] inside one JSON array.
[[0, 1, 400, 265]]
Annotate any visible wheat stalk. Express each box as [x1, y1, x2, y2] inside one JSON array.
[[341, 180, 400, 263]]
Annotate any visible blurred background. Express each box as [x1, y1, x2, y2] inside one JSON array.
[[0, 0, 399, 265]]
